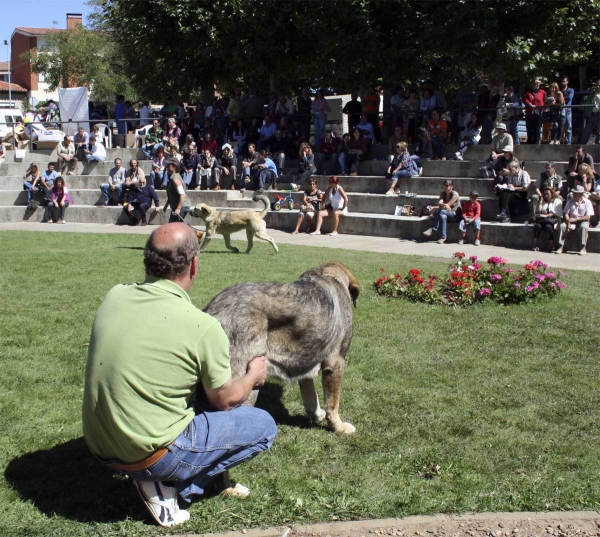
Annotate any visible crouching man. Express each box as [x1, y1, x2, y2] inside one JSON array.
[[82, 223, 277, 527]]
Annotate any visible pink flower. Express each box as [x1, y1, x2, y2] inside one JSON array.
[[546, 272, 555, 279], [469, 255, 478, 262], [532, 281, 539, 289], [471, 263, 482, 270], [514, 282, 521, 288], [525, 286, 533, 293], [556, 281, 566, 289], [550, 283, 556, 288], [479, 288, 491, 296], [490, 274, 502, 281], [487, 256, 508, 266], [558, 270, 565, 276]]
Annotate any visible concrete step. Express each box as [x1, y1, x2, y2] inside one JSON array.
[[460, 143, 600, 163], [4, 147, 145, 162], [264, 211, 600, 253], [0, 161, 155, 177], [2, 205, 596, 253]]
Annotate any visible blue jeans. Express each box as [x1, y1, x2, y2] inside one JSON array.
[[255, 169, 276, 190], [123, 405, 276, 502], [46, 200, 69, 222], [182, 170, 195, 187], [457, 137, 478, 156], [432, 209, 458, 239], [142, 143, 163, 159], [507, 117, 520, 146], [582, 112, 600, 144], [100, 183, 123, 203], [431, 136, 445, 159], [313, 116, 326, 145], [23, 181, 36, 202], [459, 217, 481, 233], [563, 109, 572, 145], [338, 152, 346, 174]]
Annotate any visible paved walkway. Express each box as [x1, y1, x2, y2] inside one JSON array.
[[1, 222, 599, 272]]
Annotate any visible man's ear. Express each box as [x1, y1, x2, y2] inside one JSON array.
[[190, 254, 199, 280]]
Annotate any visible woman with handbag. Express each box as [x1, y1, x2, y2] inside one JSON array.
[[532, 187, 563, 251], [292, 179, 323, 234]]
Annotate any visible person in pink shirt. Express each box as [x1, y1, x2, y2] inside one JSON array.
[[46, 176, 72, 224], [556, 185, 594, 255]]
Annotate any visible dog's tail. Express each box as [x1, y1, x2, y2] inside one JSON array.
[[253, 195, 270, 218]]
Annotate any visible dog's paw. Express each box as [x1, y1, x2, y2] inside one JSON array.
[[231, 247, 240, 253], [307, 408, 326, 423], [335, 422, 356, 435]]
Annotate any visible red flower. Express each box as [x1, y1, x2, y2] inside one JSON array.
[[453, 252, 466, 259], [524, 263, 536, 271], [409, 268, 421, 276], [465, 290, 471, 296]]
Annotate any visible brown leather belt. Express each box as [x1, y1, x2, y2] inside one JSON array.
[[105, 447, 169, 472]]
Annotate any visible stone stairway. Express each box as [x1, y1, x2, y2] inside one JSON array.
[[0, 144, 598, 253]]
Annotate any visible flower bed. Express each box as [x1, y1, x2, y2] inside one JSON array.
[[374, 252, 566, 306]]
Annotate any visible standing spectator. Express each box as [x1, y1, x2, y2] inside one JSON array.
[[420, 88, 437, 126], [163, 160, 191, 223], [311, 90, 329, 146], [253, 150, 278, 192], [298, 143, 317, 186], [180, 144, 201, 188], [362, 87, 382, 142], [73, 127, 89, 159], [257, 115, 277, 151], [227, 90, 241, 124], [345, 128, 369, 176], [503, 85, 522, 146], [342, 92, 362, 134], [266, 93, 278, 118], [296, 87, 312, 134], [122, 176, 160, 226], [422, 180, 462, 244], [310, 176, 349, 236], [100, 158, 127, 206], [556, 185, 594, 255], [139, 101, 152, 126], [480, 84, 501, 144], [428, 81, 447, 113], [581, 77, 600, 145], [390, 86, 405, 128], [231, 120, 247, 156], [274, 94, 294, 118], [532, 187, 563, 252], [115, 95, 127, 135], [560, 75, 574, 144], [241, 88, 264, 122], [427, 109, 448, 160], [456, 84, 477, 133], [458, 190, 482, 246], [404, 88, 420, 143], [455, 113, 482, 160], [22, 164, 41, 208], [125, 101, 137, 132], [270, 130, 289, 174], [220, 144, 238, 190], [151, 147, 167, 189], [547, 82, 565, 144], [317, 130, 339, 174], [528, 162, 563, 216], [495, 160, 530, 223], [84, 136, 107, 162], [46, 176, 71, 224], [523, 79, 546, 144], [385, 141, 416, 195], [410, 128, 431, 175], [289, 117, 308, 155], [142, 119, 164, 159], [57, 135, 78, 175], [292, 178, 324, 234]]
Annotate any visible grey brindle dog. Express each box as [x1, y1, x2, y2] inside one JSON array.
[[203, 262, 359, 434]]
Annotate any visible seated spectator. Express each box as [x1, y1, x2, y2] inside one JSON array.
[[241, 143, 259, 186], [182, 134, 196, 156], [200, 132, 219, 155], [292, 178, 324, 234], [589, 172, 600, 226], [356, 114, 374, 143], [427, 109, 448, 160], [0, 137, 5, 165], [317, 130, 339, 174], [56, 134, 78, 176], [212, 108, 229, 145], [337, 133, 351, 178], [298, 142, 317, 186], [91, 124, 105, 146], [120, 158, 146, 204], [388, 126, 407, 161], [455, 113, 482, 160], [573, 163, 595, 196], [270, 129, 289, 174], [180, 144, 202, 189], [245, 118, 261, 146], [532, 187, 563, 252], [45, 176, 71, 224], [458, 190, 482, 246], [220, 144, 238, 190], [556, 185, 594, 255], [289, 117, 308, 155], [279, 116, 290, 137], [227, 91, 241, 125], [404, 88, 420, 143], [529, 162, 563, 215], [274, 94, 294, 118], [385, 141, 416, 196], [566, 146, 594, 185], [39, 162, 58, 202], [166, 143, 182, 162], [488, 149, 515, 181], [84, 136, 106, 162], [151, 147, 167, 189], [253, 150, 278, 192], [198, 148, 221, 190], [122, 176, 160, 226], [231, 120, 247, 156], [486, 123, 514, 171], [345, 128, 369, 176], [73, 127, 89, 158], [100, 158, 127, 206], [201, 118, 215, 140], [310, 176, 348, 236], [142, 119, 164, 159], [581, 77, 600, 145], [495, 159, 530, 223], [4, 119, 28, 149], [422, 180, 461, 244], [410, 128, 432, 175], [257, 115, 277, 151], [22, 164, 41, 209], [162, 118, 181, 147], [420, 88, 436, 125]]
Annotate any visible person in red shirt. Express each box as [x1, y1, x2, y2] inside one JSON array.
[[362, 87, 382, 142], [523, 79, 547, 145], [317, 130, 339, 174], [427, 109, 448, 160], [458, 190, 482, 245], [200, 132, 219, 155]]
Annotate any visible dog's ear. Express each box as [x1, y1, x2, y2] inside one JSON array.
[[348, 275, 360, 308], [315, 262, 360, 308], [197, 203, 215, 223]]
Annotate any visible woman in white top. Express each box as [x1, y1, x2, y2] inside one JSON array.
[[532, 187, 563, 251], [310, 176, 349, 236]]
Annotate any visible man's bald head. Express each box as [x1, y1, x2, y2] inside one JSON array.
[[144, 223, 198, 280]]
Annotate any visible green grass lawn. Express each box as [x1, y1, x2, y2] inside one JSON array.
[[1, 231, 599, 537]]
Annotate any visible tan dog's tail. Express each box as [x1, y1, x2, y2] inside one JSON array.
[[253, 195, 270, 219]]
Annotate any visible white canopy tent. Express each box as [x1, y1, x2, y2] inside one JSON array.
[[58, 87, 89, 136]]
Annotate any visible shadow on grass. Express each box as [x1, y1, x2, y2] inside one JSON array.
[[255, 380, 316, 430], [115, 246, 145, 251], [4, 437, 146, 524]]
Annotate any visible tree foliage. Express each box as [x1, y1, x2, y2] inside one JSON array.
[[28, 25, 137, 104], [89, 0, 600, 101]]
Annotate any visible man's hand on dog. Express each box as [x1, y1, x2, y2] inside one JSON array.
[[247, 356, 268, 388]]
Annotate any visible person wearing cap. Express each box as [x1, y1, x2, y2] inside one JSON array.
[[532, 187, 563, 252], [486, 122, 514, 168], [458, 190, 482, 246], [556, 185, 594, 254], [220, 143, 238, 190]]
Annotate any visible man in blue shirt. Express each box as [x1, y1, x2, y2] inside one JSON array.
[[254, 150, 278, 192], [356, 114, 374, 140], [40, 162, 59, 201], [561, 76, 574, 145], [258, 115, 277, 151]]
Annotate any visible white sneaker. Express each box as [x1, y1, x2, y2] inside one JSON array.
[[457, 239, 463, 245], [134, 480, 190, 527], [385, 190, 395, 196], [309, 231, 321, 235], [455, 152, 463, 161], [329, 231, 338, 236], [418, 167, 423, 176]]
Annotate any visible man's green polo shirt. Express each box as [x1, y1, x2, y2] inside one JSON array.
[[82, 277, 231, 463]]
